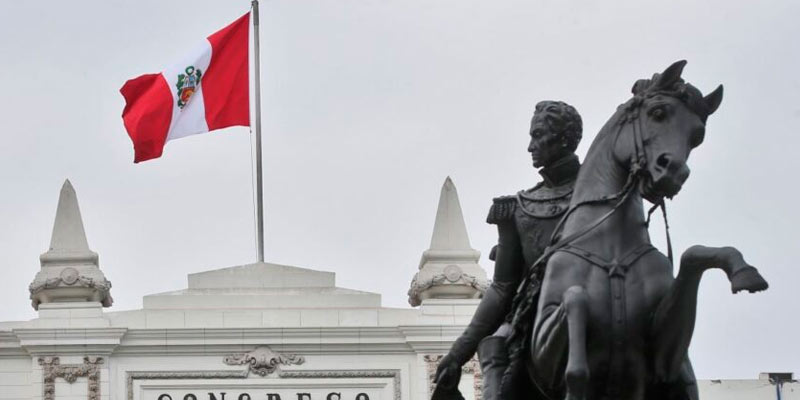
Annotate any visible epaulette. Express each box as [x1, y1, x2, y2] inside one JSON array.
[[486, 195, 517, 224]]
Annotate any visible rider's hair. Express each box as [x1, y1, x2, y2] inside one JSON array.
[[534, 100, 583, 152]]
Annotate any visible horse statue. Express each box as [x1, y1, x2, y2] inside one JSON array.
[[503, 60, 769, 400]]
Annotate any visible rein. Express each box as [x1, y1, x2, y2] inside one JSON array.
[[646, 200, 673, 265], [538, 166, 640, 275], [543, 100, 675, 269], [540, 112, 647, 269], [633, 94, 674, 266]]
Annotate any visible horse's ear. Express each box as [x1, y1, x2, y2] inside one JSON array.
[[704, 84, 724, 115], [655, 60, 687, 89], [631, 79, 650, 95]]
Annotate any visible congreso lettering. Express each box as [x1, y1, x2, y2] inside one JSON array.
[[157, 393, 371, 400]]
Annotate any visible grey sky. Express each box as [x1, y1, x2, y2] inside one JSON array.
[[1, 0, 798, 379]]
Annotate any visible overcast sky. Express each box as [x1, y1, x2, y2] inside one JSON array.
[[1, 0, 798, 379]]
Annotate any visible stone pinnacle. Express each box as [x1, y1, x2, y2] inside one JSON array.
[[408, 176, 486, 306], [429, 176, 472, 250], [40, 179, 97, 264]]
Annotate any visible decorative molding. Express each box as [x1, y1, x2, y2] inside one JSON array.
[[424, 354, 483, 400], [113, 328, 425, 355], [223, 346, 305, 376], [408, 272, 488, 307], [16, 328, 125, 356], [29, 269, 112, 294], [29, 269, 113, 309], [279, 369, 401, 400], [126, 370, 249, 400], [38, 356, 104, 400]]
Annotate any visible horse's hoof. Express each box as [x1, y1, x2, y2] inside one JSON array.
[[730, 266, 769, 293], [565, 364, 589, 400]]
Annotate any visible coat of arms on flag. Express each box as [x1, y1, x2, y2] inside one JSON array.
[[176, 66, 202, 109]]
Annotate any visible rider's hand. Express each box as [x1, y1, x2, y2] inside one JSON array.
[[434, 354, 462, 389]]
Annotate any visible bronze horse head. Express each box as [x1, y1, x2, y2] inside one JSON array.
[[613, 60, 724, 202]]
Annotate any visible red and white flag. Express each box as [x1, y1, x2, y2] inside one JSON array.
[[120, 13, 250, 163]]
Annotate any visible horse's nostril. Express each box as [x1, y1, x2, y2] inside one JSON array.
[[656, 154, 671, 170]]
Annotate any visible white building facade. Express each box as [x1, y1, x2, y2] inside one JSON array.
[[0, 180, 795, 400]]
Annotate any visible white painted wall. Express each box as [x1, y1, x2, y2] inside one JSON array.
[[699, 379, 799, 400], [0, 358, 31, 400]]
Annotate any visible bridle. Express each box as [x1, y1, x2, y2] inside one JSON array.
[[536, 95, 674, 274]]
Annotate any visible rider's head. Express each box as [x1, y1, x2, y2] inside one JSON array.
[[528, 100, 582, 168]]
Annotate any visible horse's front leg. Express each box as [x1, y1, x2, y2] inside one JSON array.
[[563, 286, 591, 400], [651, 245, 768, 382], [534, 253, 596, 400], [532, 286, 590, 400]]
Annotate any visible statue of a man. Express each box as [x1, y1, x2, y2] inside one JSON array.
[[433, 101, 583, 400]]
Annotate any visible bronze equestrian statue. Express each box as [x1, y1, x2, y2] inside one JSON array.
[[433, 100, 584, 400], [504, 60, 768, 400], [434, 61, 768, 400]]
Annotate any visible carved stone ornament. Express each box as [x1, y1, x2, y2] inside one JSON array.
[[443, 265, 463, 282], [408, 272, 489, 307], [29, 272, 112, 294], [424, 354, 483, 400], [38, 356, 103, 400], [223, 346, 305, 376]]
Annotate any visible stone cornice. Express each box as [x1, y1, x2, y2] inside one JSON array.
[[399, 325, 466, 352], [1, 325, 466, 356], [120, 326, 456, 342], [13, 327, 126, 355], [120, 326, 409, 342], [117, 325, 467, 355], [0, 331, 27, 357]]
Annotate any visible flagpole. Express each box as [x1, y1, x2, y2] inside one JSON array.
[[252, 0, 265, 263]]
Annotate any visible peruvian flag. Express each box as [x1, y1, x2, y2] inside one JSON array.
[[120, 12, 250, 163]]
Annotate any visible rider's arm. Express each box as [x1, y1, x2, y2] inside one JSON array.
[[444, 196, 525, 365]]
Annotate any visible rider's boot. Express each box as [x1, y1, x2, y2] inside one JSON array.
[[478, 336, 509, 400]]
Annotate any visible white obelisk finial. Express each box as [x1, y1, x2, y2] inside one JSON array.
[[44, 179, 94, 258], [30, 180, 112, 310], [408, 177, 487, 306]]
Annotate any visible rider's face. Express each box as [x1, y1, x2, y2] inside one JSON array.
[[528, 114, 569, 168]]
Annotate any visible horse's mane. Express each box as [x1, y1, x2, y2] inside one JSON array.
[[623, 70, 717, 124]]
